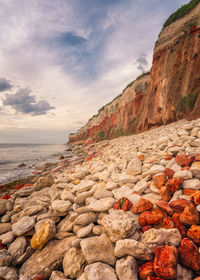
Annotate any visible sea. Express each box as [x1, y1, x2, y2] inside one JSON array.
[[0, 143, 70, 185]]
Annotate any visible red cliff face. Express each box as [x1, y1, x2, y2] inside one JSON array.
[[68, 3, 200, 144]]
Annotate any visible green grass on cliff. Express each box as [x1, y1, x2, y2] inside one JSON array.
[[177, 93, 198, 112], [162, 0, 200, 30]]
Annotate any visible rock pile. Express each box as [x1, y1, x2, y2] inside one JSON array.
[[0, 118, 200, 279]]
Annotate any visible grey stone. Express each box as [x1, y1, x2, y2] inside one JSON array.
[[84, 262, 118, 280], [0, 266, 18, 280], [8, 236, 27, 265], [12, 216, 35, 236], [74, 212, 97, 226]]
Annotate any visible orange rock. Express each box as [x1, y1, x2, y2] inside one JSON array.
[[153, 174, 167, 189], [154, 244, 177, 280], [152, 208, 167, 220], [165, 177, 183, 192], [132, 198, 153, 214], [175, 154, 193, 167], [180, 205, 199, 225], [164, 168, 174, 179], [193, 278, 200, 280], [160, 187, 171, 202], [114, 197, 133, 211], [178, 238, 200, 272], [187, 225, 200, 245], [172, 213, 187, 238], [147, 277, 165, 280], [162, 217, 175, 229], [142, 225, 153, 232], [183, 188, 198, 196], [137, 153, 145, 162], [156, 201, 174, 216], [181, 166, 190, 170], [139, 209, 164, 227], [169, 199, 192, 213], [138, 261, 154, 280], [195, 153, 200, 161], [191, 191, 200, 205]]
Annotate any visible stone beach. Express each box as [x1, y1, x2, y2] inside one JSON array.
[[0, 118, 200, 279]]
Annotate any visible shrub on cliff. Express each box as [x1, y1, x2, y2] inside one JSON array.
[[177, 93, 198, 112], [163, 0, 200, 30]]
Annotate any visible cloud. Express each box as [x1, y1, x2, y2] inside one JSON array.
[[3, 88, 55, 116], [56, 32, 86, 47], [0, 77, 12, 92], [136, 54, 149, 72]]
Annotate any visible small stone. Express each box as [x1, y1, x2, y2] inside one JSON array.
[[191, 191, 200, 205], [8, 236, 27, 265], [187, 225, 200, 244], [31, 220, 56, 250], [114, 239, 153, 261], [180, 205, 199, 225], [0, 266, 18, 280], [12, 216, 35, 236], [71, 238, 82, 248], [0, 223, 12, 234], [0, 199, 7, 215], [80, 234, 116, 265], [178, 238, 200, 271], [177, 264, 193, 280], [74, 212, 97, 226], [132, 198, 153, 214], [164, 168, 175, 179], [49, 271, 67, 280], [84, 262, 118, 280], [138, 209, 164, 226], [92, 225, 103, 236], [52, 200, 71, 214], [126, 158, 142, 176], [174, 170, 193, 180], [156, 201, 174, 215], [0, 231, 15, 244], [63, 247, 85, 278], [160, 187, 171, 202], [116, 256, 138, 280], [88, 197, 115, 212], [133, 180, 148, 193], [113, 197, 133, 211], [33, 174, 54, 191], [0, 249, 12, 266], [75, 190, 94, 204], [169, 199, 192, 213], [166, 177, 183, 192], [190, 162, 200, 178], [138, 261, 154, 280], [182, 178, 200, 189], [154, 244, 177, 280], [175, 154, 193, 167], [162, 217, 175, 229], [76, 223, 94, 238], [153, 174, 167, 189], [57, 215, 73, 232]]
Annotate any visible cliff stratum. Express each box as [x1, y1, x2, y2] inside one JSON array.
[[69, 1, 200, 144]]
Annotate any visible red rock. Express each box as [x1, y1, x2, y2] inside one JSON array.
[[195, 153, 200, 161], [0, 185, 5, 189], [154, 244, 177, 280], [181, 166, 191, 170], [169, 199, 192, 213], [132, 198, 153, 214], [164, 168, 174, 179], [24, 183, 32, 188], [187, 225, 200, 245], [180, 205, 199, 225], [13, 184, 24, 190], [114, 197, 133, 211], [138, 261, 154, 280], [33, 276, 45, 280], [156, 201, 174, 216], [164, 156, 173, 161], [178, 238, 200, 271], [162, 217, 175, 229], [147, 277, 165, 280], [139, 209, 165, 227], [191, 191, 200, 205], [183, 188, 198, 196], [165, 177, 183, 192], [153, 174, 167, 189], [172, 213, 187, 238], [193, 278, 200, 280], [137, 153, 145, 162], [1, 194, 11, 200], [160, 187, 171, 202], [142, 225, 153, 232], [175, 154, 193, 167]]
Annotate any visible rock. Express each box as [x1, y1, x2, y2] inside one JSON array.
[[132, 198, 153, 214], [126, 158, 142, 175], [61, 189, 75, 202], [0, 199, 6, 215], [17, 246, 35, 264], [63, 247, 85, 278], [112, 186, 132, 200], [175, 154, 192, 167], [74, 180, 94, 193], [114, 239, 153, 261], [75, 190, 94, 204], [113, 197, 133, 211], [118, 173, 138, 184], [133, 180, 148, 193], [162, 217, 175, 229], [106, 181, 118, 191], [178, 238, 200, 272], [191, 191, 200, 205], [80, 234, 116, 265], [177, 264, 193, 280], [12, 216, 35, 236], [0, 266, 18, 280], [0, 250, 12, 267], [94, 189, 113, 199], [8, 236, 27, 265], [0, 231, 15, 244], [20, 236, 75, 278], [166, 177, 183, 192], [31, 220, 56, 250], [180, 205, 199, 225], [182, 179, 200, 189], [71, 238, 82, 248], [88, 197, 115, 212], [74, 212, 97, 226], [160, 187, 171, 202], [0, 223, 12, 234], [164, 168, 175, 178], [57, 215, 73, 232], [138, 261, 154, 280], [33, 174, 54, 191], [92, 225, 104, 236], [190, 162, 200, 178], [169, 199, 192, 213], [52, 200, 71, 214], [187, 225, 200, 244], [174, 170, 193, 180], [84, 262, 118, 280], [15, 187, 34, 197], [156, 201, 174, 215], [141, 228, 181, 249], [154, 244, 177, 280], [153, 174, 167, 189], [50, 271, 68, 280], [146, 165, 165, 176], [98, 210, 136, 242], [20, 205, 44, 218], [77, 223, 94, 238], [138, 209, 164, 227], [116, 256, 138, 280]]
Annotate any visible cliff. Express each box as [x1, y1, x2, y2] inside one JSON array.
[[69, 1, 200, 144]]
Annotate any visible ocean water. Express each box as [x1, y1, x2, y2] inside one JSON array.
[[0, 143, 68, 184]]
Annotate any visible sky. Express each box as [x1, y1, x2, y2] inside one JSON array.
[[0, 0, 189, 144]]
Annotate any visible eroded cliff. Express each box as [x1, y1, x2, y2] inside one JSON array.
[[69, 1, 200, 144]]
